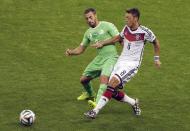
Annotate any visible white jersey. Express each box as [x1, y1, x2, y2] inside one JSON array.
[[119, 25, 156, 66]]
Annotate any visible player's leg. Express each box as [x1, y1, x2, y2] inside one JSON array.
[[88, 75, 108, 108], [84, 75, 120, 118], [97, 75, 109, 102], [88, 57, 117, 108], [112, 91, 135, 105], [85, 62, 141, 118], [77, 76, 94, 100], [93, 76, 120, 111], [77, 71, 101, 100], [77, 57, 101, 101], [110, 66, 141, 115], [97, 57, 117, 103], [112, 91, 141, 115]]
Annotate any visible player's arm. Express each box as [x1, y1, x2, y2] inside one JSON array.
[[152, 38, 161, 68], [91, 35, 121, 48], [65, 44, 86, 56], [119, 38, 124, 46], [66, 30, 89, 56], [144, 26, 161, 68], [91, 23, 121, 48]]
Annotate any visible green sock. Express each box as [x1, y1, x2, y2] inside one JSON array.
[[96, 84, 107, 103], [83, 82, 94, 97]]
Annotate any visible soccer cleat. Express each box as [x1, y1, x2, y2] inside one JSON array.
[[132, 98, 141, 116], [77, 92, 95, 101], [84, 110, 97, 119], [77, 92, 90, 100], [88, 100, 97, 108]]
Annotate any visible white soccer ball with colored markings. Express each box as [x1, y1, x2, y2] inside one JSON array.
[[19, 110, 35, 126]]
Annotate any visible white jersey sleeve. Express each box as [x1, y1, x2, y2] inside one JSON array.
[[144, 27, 156, 43]]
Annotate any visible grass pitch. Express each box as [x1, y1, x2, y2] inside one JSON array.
[[0, 0, 190, 130]]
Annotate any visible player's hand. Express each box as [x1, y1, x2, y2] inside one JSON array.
[[91, 42, 104, 49], [65, 49, 72, 56], [154, 60, 161, 69]]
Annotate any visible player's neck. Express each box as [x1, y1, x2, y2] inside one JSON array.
[[130, 23, 140, 31], [91, 20, 100, 28]]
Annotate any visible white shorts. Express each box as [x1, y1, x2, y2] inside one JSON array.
[[109, 61, 139, 87]]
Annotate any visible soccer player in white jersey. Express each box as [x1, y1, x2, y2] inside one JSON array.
[[84, 8, 161, 119]]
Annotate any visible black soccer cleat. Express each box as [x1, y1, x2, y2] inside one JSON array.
[[84, 110, 97, 119], [132, 98, 141, 116]]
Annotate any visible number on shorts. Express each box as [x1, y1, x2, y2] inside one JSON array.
[[120, 70, 126, 76]]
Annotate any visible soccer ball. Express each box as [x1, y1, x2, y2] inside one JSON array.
[[19, 110, 35, 126]]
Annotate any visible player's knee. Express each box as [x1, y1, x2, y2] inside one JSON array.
[[108, 76, 120, 88], [112, 91, 125, 101], [80, 76, 91, 84]]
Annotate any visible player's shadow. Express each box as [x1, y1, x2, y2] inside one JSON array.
[[5, 121, 36, 130]]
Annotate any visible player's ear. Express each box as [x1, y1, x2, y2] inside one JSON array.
[[134, 17, 138, 22]]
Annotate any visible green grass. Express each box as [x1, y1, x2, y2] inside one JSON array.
[[0, 0, 190, 130]]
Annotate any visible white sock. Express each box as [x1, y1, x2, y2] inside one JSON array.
[[93, 96, 109, 114], [121, 94, 135, 106]]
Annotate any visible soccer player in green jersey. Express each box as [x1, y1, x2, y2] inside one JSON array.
[[65, 8, 119, 108]]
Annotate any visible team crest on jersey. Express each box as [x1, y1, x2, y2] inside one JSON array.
[[136, 34, 141, 40], [99, 29, 104, 35], [92, 33, 98, 39]]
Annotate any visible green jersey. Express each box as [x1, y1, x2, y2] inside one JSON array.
[[81, 21, 119, 57]]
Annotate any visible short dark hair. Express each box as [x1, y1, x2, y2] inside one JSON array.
[[126, 8, 140, 20], [84, 8, 96, 14]]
